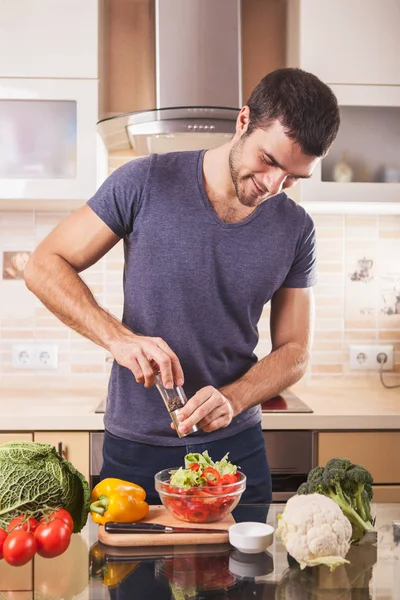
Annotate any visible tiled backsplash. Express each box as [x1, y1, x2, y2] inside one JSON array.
[[0, 179, 399, 386], [256, 213, 400, 381]]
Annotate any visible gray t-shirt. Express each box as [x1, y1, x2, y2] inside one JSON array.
[[87, 150, 317, 446]]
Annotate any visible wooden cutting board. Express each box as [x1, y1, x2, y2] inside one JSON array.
[[98, 505, 235, 547]]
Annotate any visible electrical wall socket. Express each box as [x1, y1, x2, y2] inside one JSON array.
[[12, 344, 58, 370], [349, 344, 394, 371]]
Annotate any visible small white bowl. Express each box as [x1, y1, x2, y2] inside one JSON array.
[[228, 522, 274, 554]]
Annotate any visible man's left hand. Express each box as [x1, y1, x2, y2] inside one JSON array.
[[171, 386, 234, 434]]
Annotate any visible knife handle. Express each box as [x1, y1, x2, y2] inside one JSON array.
[[105, 522, 166, 533]]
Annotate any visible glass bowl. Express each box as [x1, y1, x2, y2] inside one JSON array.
[[154, 467, 246, 523]]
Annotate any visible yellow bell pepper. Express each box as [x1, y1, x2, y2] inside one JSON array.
[[89, 542, 139, 587], [90, 478, 149, 525], [103, 561, 140, 588]]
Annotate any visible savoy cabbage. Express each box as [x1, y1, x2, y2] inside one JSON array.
[[0, 441, 90, 533]]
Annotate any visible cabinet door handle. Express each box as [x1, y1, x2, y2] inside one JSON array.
[[58, 442, 63, 457]]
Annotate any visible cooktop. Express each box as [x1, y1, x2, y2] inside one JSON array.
[[95, 390, 313, 413], [261, 390, 313, 413]]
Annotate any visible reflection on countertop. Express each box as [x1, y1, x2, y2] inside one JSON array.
[[0, 503, 398, 599]]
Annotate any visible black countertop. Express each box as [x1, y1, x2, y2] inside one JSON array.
[[1, 503, 399, 599]]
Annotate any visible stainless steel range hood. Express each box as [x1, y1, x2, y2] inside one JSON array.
[[98, 0, 242, 154]]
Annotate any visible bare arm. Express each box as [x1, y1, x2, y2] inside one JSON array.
[[175, 287, 314, 434], [24, 205, 123, 347], [24, 205, 184, 388], [222, 286, 314, 415]]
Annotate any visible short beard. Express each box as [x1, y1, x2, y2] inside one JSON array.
[[228, 134, 259, 208]]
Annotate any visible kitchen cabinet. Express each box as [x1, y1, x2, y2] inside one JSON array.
[[34, 432, 90, 481], [372, 486, 400, 503], [0, 0, 102, 79], [0, 439, 32, 590], [0, 563, 32, 592], [0, 433, 33, 444], [34, 530, 89, 599], [0, 432, 89, 481], [0, 432, 89, 592], [0, 78, 99, 208], [318, 432, 400, 501], [286, 0, 400, 215], [0, 595, 32, 600], [287, 0, 400, 85], [299, 84, 400, 214]]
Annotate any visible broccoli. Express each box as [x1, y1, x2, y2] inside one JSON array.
[[297, 458, 375, 542], [343, 464, 373, 524]]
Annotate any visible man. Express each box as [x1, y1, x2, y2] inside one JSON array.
[[24, 68, 340, 504]]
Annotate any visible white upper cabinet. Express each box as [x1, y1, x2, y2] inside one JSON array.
[[0, 78, 99, 206], [287, 0, 400, 213], [287, 0, 400, 85], [299, 85, 400, 214], [0, 0, 101, 79]]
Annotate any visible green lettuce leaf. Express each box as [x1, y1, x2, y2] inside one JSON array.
[[170, 450, 238, 489], [214, 453, 237, 476], [169, 467, 205, 490], [184, 450, 213, 470]]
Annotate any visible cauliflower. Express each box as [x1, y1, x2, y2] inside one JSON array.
[[276, 493, 352, 571]]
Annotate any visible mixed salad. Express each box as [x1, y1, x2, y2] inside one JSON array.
[[169, 450, 240, 489], [162, 451, 244, 523]]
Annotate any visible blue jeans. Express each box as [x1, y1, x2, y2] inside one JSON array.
[[100, 423, 272, 505]]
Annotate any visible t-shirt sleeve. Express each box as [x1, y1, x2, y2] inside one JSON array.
[[86, 156, 152, 238], [282, 212, 317, 288]]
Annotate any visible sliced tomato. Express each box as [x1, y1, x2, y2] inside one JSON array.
[[189, 463, 200, 471], [164, 497, 186, 518], [184, 506, 210, 522], [167, 484, 189, 495], [202, 467, 221, 486], [220, 474, 237, 485], [203, 484, 224, 496]]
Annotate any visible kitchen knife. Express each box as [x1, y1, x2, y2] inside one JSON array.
[[104, 522, 228, 534]]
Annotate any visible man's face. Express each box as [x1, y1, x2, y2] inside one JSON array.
[[229, 118, 321, 208]]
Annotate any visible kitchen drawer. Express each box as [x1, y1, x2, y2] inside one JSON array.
[[318, 432, 400, 484], [0, 433, 33, 444], [34, 530, 89, 597], [34, 432, 89, 481], [0, 595, 32, 600], [0, 562, 32, 592], [372, 486, 400, 503]]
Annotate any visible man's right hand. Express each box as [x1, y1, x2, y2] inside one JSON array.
[[108, 333, 184, 389]]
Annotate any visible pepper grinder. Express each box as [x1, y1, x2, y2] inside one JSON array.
[[154, 373, 199, 438]]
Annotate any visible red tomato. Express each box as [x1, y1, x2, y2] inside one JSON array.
[[219, 474, 237, 485], [7, 516, 39, 534], [0, 528, 7, 560], [42, 509, 74, 533], [35, 519, 71, 558], [3, 530, 36, 566], [189, 463, 200, 471], [202, 467, 221, 486], [204, 484, 224, 496]]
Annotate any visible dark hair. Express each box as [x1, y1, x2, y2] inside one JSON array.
[[246, 68, 340, 157]]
